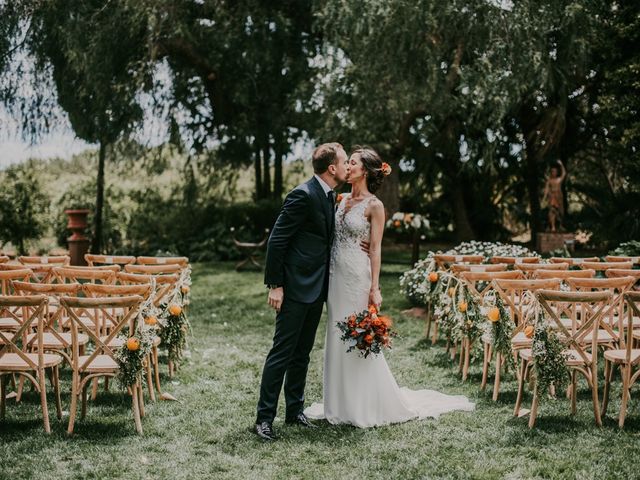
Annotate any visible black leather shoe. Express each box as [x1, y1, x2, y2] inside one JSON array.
[[285, 412, 317, 428], [255, 422, 277, 441]]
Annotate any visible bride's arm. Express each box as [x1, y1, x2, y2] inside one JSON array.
[[368, 199, 385, 307]]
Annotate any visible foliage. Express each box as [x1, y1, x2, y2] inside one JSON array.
[[114, 324, 155, 388], [0, 163, 49, 254], [486, 295, 515, 370], [531, 310, 569, 397], [609, 241, 640, 257]]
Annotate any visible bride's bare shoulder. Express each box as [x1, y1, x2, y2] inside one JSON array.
[[366, 196, 384, 216]]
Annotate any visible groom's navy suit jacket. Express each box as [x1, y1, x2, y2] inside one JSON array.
[[264, 177, 334, 304]]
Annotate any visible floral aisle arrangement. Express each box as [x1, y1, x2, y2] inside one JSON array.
[[446, 241, 538, 260], [337, 305, 396, 358], [114, 296, 160, 388], [530, 306, 569, 396], [159, 266, 193, 364], [481, 292, 515, 369], [386, 212, 430, 234]]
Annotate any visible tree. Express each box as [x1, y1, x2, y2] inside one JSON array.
[[0, 164, 48, 255]]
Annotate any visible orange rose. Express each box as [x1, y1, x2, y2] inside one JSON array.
[[381, 162, 392, 176], [169, 304, 182, 316], [428, 272, 438, 283], [524, 325, 535, 339], [393, 220, 402, 227], [364, 334, 374, 344], [336, 193, 343, 203], [181, 285, 190, 294], [144, 316, 158, 326], [368, 305, 378, 315], [350, 331, 359, 337], [487, 307, 500, 323], [378, 315, 392, 327], [127, 337, 140, 351], [372, 318, 382, 327], [458, 302, 468, 313]]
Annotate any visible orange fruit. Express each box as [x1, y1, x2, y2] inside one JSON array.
[[458, 302, 468, 313], [127, 337, 140, 351], [428, 272, 438, 283], [169, 304, 182, 316], [181, 285, 190, 294], [487, 307, 500, 323], [144, 316, 158, 326], [524, 325, 535, 339]]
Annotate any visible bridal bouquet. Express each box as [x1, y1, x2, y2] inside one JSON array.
[[337, 305, 396, 358]]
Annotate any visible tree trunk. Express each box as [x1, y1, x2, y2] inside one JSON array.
[[450, 174, 475, 241], [92, 140, 106, 254], [273, 133, 284, 199], [262, 142, 271, 198], [524, 149, 542, 242], [254, 142, 262, 200], [18, 238, 25, 256]]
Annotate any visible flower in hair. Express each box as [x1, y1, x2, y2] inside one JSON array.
[[380, 162, 392, 176]]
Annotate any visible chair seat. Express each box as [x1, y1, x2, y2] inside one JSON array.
[[61, 315, 98, 331], [612, 315, 640, 329], [78, 354, 118, 373], [26, 332, 89, 348], [549, 317, 574, 330], [581, 329, 617, 344], [519, 348, 592, 366], [100, 336, 125, 348], [510, 332, 533, 348], [0, 317, 20, 331], [0, 352, 63, 371], [604, 349, 640, 364]]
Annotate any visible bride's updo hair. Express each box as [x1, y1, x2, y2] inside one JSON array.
[[351, 146, 387, 194]]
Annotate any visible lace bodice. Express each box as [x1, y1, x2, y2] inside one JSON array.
[[330, 193, 374, 275]]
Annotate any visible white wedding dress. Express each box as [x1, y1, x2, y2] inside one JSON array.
[[304, 194, 475, 428]]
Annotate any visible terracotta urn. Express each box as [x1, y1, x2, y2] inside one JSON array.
[[65, 209, 91, 265]]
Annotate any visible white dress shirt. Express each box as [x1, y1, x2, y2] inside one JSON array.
[[314, 174, 334, 196]]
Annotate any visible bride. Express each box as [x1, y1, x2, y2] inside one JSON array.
[[305, 146, 474, 428]]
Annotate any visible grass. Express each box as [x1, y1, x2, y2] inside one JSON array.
[[1, 261, 640, 479]]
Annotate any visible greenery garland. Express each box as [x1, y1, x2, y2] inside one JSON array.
[[486, 295, 515, 370], [114, 323, 155, 388], [158, 266, 193, 362], [531, 309, 569, 396]]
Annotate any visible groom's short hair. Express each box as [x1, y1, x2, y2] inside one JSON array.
[[312, 142, 344, 174]]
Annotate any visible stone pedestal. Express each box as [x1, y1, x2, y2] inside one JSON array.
[[65, 209, 91, 266], [536, 232, 575, 254]]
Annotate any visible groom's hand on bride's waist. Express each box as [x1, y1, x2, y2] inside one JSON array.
[[360, 241, 371, 255], [267, 286, 284, 313]]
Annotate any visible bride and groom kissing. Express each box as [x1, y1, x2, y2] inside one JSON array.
[[255, 143, 474, 441]]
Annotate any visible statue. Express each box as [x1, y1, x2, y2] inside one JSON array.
[[542, 160, 566, 233]]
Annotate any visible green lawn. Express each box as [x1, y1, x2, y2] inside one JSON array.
[[1, 262, 639, 479]]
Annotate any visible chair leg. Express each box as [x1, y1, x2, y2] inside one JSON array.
[[528, 386, 539, 429], [131, 382, 143, 434], [480, 343, 490, 391], [138, 382, 145, 418], [38, 367, 51, 434], [462, 339, 471, 381], [145, 358, 155, 402], [104, 377, 110, 392], [168, 359, 175, 378], [619, 366, 630, 428], [91, 377, 99, 400], [431, 322, 439, 345], [152, 346, 162, 394], [16, 375, 25, 402], [591, 367, 602, 427], [81, 383, 88, 420], [570, 370, 577, 415], [425, 301, 432, 339], [514, 359, 527, 417], [602, 360, 612, 417], [52, 367, 62, 420], [492, 352, 502, 402], [67, 375, 79, 435]]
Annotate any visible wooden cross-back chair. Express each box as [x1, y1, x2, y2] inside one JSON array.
[[602, 292, 640, 427], [533, 269, 596, 280], [60, 294, 146, 434], [455, 270, 524, 382], [450, 264, 508, 274], [0, 295, 62, 433], [85, 254, 135, 267], [489, 256, 540, 265], [514, 290, 613, 428], [580, 261, 633, 275], [0, 256, 9, 264], [516, 262, 569, 278], [565, 276, 637, 350], [0, 269, 33, 333], [434, 254, 484, 270], [549, 257, 599, 266], [124, 264, 182, 275], [117, 271, 179, 390], [136, 256, 189, 267], [82, 283, 156, 402], [605, 255, 640, 265], [486, 278, 562, 401], [19, 255, 70, 283]]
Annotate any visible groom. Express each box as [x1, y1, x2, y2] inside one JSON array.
[[255, 142, 348, 440]]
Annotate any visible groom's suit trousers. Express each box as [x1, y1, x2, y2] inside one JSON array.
[[256, 295, 324, 424]]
